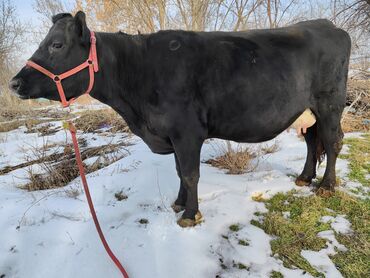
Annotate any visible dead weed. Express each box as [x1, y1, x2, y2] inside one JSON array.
[[15, 139, 131, 191], [205, 141, 257, 174], [74, 109, 130, 133]]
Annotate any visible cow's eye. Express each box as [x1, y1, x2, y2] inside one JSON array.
[[52, 42, 63, 49]]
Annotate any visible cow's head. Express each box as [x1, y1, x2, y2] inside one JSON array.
[[9, 11, 91, 101]]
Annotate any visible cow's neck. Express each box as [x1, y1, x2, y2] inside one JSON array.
[[90, 31, 144, 106], [89, 31, 147, 133]]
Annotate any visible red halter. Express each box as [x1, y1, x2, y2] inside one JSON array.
[[26, 31, 99, 107]]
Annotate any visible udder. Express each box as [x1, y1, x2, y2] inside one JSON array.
[[289, 108, 316, 136]]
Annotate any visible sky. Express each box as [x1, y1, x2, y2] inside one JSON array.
[[13, 0, 45, 62], [12, 0, 74, 62], [13, 0, 35, 22]]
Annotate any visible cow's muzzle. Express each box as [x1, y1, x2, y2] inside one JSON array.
[[9, 78, 22, 93]]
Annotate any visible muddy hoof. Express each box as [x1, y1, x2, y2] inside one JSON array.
[[171, 203, 186, 213], [177, 211, 203, 228], [295, 178, 311, 187], [315, 187, 334, 198], [295, 174, 313, 187]]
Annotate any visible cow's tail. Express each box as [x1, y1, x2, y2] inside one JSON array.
[[315, 124, 325, 165]]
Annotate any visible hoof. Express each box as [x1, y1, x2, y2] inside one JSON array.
[[177, 211, 203, 228], [171, 203, 185, 213], [295, 178, 311, 187], [315, 187, 334, 198]]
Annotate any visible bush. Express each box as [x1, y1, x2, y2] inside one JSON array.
[[205, 141, 257, 174]]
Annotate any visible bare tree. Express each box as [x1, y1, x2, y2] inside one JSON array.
[[0, 0, 26, 105], [32, 0, 73, 43], [331, 0, 370, 69], [30, 0, 368, 69], [33, 0, 66, 22], [258, 0, 302, 29], [173, 0, 221, 30], [332, 0, 370, 32], [0, 1, 25, 68], [132, 0, 169, 31], [74, 0, 170, 33], [232, 0, 264, 30]]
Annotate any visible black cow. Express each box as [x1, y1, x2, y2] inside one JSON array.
[[10, 11, 351, 227]]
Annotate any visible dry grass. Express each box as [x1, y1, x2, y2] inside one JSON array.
[[341, 113, 369, 133], [0, 105, 70, 133], [0, 92, 27, 120], [33, 107, 71, 120], [0, 141, 59, 175], [25, 160, 81, 191], [342, 79, 370, 133], [0, 92, 53, 122], [0, 86, 71, 135], [114, 190, 128, 201], [346, 79, 370, 113], [25, 122, 60, 136], [74, 109, 130, 133], [261, 140, 280, 154], [205, 142, 257, 174], [17, 139, 131, 191], [64, 187, 82, 199], [0, 107, 30, 122], [0, 118, 44, 133]]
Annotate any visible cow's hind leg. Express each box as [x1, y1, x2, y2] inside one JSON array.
[[296, 125, 318, 186], [316, 104, 344, 197], [171, 154, 187, 213]]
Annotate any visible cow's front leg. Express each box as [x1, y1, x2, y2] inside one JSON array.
[[171, 136, 204, 227]]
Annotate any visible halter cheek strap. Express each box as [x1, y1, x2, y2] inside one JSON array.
[[26, 31, 99, 108]]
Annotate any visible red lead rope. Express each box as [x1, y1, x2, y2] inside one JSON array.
[[66, 121, 129, 278]]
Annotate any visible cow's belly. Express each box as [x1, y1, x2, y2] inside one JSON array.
[[204, 64, 313, 142], [207, 97, 311, 143]]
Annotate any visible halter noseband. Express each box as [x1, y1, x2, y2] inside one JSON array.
[[26, 31, 99, 108]]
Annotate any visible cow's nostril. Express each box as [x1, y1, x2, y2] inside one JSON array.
[[9, 78, 21, 91]]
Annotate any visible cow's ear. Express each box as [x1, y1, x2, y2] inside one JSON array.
[[52, 13, 72, 24], [74, 11, 89, 44]]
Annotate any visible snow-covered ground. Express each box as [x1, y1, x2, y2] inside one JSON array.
[[0, 114, 356, 278]]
